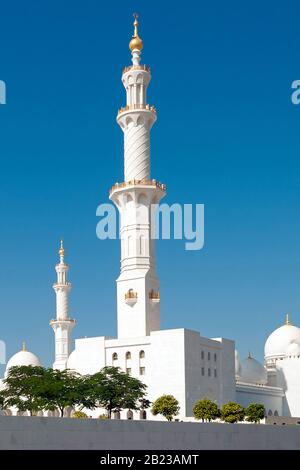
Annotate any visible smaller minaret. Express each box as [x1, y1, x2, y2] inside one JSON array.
[[50, 240, 75, 370]]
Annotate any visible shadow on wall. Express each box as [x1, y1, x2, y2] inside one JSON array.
[[276, 367, 290, 417]]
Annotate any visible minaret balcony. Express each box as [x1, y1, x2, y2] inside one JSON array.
[[122, 64, 150, 74], [149, 290, 160, 303], [109, 178, 166, 197], [50, 318, 76, 325], [125, 289, 138, 306], [52, 282, 71, 288], [117, 103, 156, 118]]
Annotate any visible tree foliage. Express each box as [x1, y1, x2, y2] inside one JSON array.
[[86, 366, 147, 418], [72, 410, 88, 419], [245, 403, 265, 423], [2, 366, 46, 416], [40, 368, 82, 417], [0, 391, 5, 410], [1, 365, 148, 419], [193, 398, 219, 422], [221, 402, 245, 423], [151, 395, 180, 421]]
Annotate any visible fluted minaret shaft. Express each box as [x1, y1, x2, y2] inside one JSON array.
[[117, 16, 156, 182]]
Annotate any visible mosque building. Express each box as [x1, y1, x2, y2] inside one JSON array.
[[1, 16, 300, 421]]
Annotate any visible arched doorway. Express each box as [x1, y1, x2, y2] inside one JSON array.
[[127, 410, 133, 420]]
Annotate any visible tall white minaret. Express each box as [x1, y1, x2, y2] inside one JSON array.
[[110, 14, 166, 338], [50, 240, 75, 370]]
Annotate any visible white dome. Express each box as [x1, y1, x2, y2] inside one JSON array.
[[240, 355, 267, 385], [286, 341, 300, 357], [66, 350, 77, 370], [5, 349, 41, 375], [235, 350, 241, 378], [264, 323, 300, 359]]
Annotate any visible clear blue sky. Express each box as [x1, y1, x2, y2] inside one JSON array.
[[0, 0, 299, 374]]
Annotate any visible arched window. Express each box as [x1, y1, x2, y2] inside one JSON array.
[[274, 410, 279, 416], [139, 350, 145, 359], [201, 350, 204, 360], [140, 410, 147, 420], [214, 353, 217, 362], [113, 411, 120, 420], [208, 352, 211, 361], [112, 352, 118, 362], [127, 410, 134, 420], [126, 351, 131, 360], [208, 368, 211, 377], [268, 409, 273, 416]]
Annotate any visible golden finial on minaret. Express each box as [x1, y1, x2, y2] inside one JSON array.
[[59, 239, 65, 258], [22, 341, 26, 352], [129, 13, 143, 52], [285, 313, 291, 325]]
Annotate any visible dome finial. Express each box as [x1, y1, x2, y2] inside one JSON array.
[[59, 239, 65, 260], [133, 12, 139, 36], [22, 341, 26, 352], [285, 313, 292, 325], [129, 13, 143, 52]]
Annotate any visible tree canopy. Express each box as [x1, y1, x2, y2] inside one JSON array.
[[86, 366, 147, 418], [0, 365, 148, 418], [40, 368, 83, 417], [221, 402, 245, 423], [193, 398, 219, 422], [2, 365, 46, 416], [245, 403, 265, 423], [151, 395, 180, 421]]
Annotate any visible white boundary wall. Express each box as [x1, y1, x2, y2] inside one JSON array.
[[0, 416, 300, 450]]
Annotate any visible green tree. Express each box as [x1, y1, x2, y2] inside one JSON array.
[[245, 403, 265, 423], [193, 398, 219, 422], [2, 365, 46, 416], [86, 366, 147, 419], [0, 391, 5, 410], [221, 402, 245, 423], [72, 410, 88, 419], [151, 395, 180, 421], [41, 368, 83, 417]]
